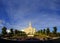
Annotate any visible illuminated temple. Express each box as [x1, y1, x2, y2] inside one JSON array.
[[21, 22, 36, 36]]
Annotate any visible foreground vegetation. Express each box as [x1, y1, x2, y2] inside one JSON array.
[[0, 26, 60, 40]]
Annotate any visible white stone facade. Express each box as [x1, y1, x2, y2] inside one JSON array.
[[22, 22, 36, 35]]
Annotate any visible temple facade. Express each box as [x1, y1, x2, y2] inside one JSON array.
[[21, 22, 36, 36]]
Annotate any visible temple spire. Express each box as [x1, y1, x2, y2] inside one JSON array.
[[29, 21, 32, 27]]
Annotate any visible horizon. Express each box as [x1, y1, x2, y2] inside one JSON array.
[[0, 0, 60, 32]]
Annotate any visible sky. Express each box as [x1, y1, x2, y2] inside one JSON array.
[[0, 0, 60, 32]]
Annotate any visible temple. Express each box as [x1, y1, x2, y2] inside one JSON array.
[[21, 21, 36, 36]]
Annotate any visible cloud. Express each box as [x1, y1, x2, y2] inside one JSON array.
[[0, 0, 60, 31], [0, 20, 5, 24], [0, 20, 12, 29], [0, 20, 5, 27]]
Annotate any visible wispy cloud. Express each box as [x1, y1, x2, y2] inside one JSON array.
[[0, 0, 60, 31]]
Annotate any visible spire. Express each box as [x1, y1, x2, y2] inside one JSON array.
[[29, 21, 32, 27]]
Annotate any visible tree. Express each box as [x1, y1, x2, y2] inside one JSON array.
[[37, 30, 41, 33], [40, 29, 43, 33], [19, 31, 27, 37], [10, 28, 14, 34], [43, 29, 46, 34], [46, 28, 50, 35], [36, 29, 43, 34], [2, 27, 7, 36], [14, 29, 27, 38], [53, 27, 57, 34], [15, 29, 18, 34], [10, 28, 14, 37]]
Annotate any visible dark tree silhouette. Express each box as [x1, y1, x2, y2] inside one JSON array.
[[10, 28, 14, 34], [43, 29, 46, 34], [53, 26, 57, 34], [2, 27, 7, 36], [10, 28, 14, 37], [14, 29, 27, 37], [19, 31, 27, 36], [40, 29, 43, 33], [15, 29, 18, 34], [46, 28, 50, 35], [37, 30, 41, 33], [37, 29, 43, 33]]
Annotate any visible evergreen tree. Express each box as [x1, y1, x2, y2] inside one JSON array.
[[43, 29, 45, 34], [14, 29, 27, 37], [10, 28, 14, 34], [2, 27, 7, 35], [53, 26, 57, 34], [19, 31, 27, 36], [10, 28, 14, 36], [46, 28, 50, 35], [40, 29, 43, 33], [37, 30, 41, 33], [15, 29, 18, 34]]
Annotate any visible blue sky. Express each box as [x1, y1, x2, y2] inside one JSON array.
[[0, 0, 60, 32]]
